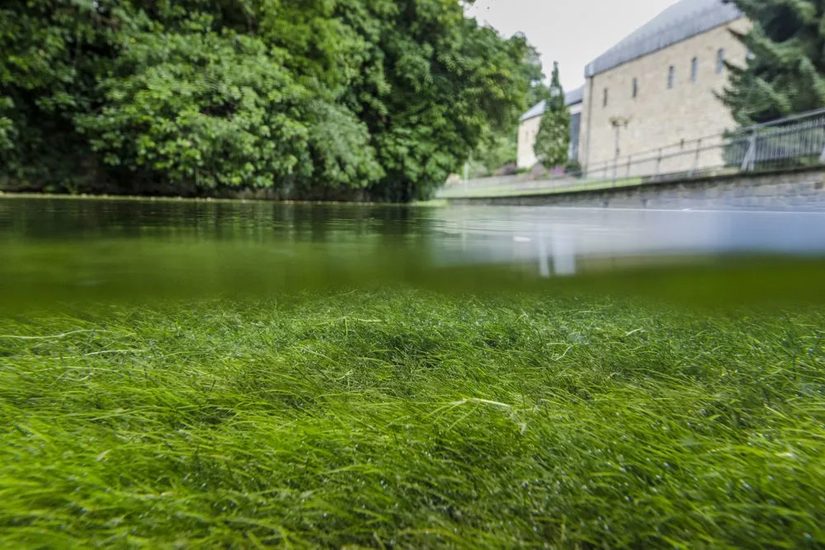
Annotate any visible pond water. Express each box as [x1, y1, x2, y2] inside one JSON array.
[[2, 197, 825, 306]]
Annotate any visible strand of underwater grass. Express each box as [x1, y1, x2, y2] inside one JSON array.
[[0, 290, 824, 546]]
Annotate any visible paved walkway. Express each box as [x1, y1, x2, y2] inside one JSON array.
[[437, 175, 617, 200]]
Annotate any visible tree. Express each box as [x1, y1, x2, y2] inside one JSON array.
[[0, 0, 108, 190], [533, 62, 570, 169], [470, 130, 518, 177], [0, 0, 537, 200], [77, 20, 302, 191], [469, 40, 549, 176], [337, 0, 534, 200], [521, 42, 552, 108], [723, 0, 825, 125], [0, 98, 14, 154]]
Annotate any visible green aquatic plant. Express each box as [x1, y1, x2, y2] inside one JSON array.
[[1, 290, 823, 547]]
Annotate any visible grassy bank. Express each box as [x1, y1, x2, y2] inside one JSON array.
[[1, 290, 824, 547]]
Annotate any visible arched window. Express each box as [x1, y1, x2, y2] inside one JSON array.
[[691, 57, 699, 82], [667, 65, 675, 89], [632, 78, 638, 98], [603, 87, 609, 107]]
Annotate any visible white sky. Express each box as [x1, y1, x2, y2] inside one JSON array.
[[466, 0, 678, 91]]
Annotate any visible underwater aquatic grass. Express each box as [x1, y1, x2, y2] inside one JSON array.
[[1, 290, 824, 547]]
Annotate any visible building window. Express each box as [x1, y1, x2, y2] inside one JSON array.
[[632, 78, 638, 98], [569, 112, 581, 161], [691, 57, 699, 82], [667, 65, 675, 89], [603, 87, 608, 107], [716, 48, 726, 74]]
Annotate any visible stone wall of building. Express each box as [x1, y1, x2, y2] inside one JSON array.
[[518, 102, 583, 170], [517, 116, 542, 169], [579, 18, 750, 175]]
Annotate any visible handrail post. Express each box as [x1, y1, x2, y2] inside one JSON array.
[[612, 157, 618, 187], [692, 138, 702, 176], [741, 129, 757, 172], [573, 108, 825, 183], [654, 148, 663, 179]]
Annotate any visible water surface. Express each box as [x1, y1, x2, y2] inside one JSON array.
[[2, 197, 824, 306]]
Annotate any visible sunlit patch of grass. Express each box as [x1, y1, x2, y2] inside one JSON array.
[[1, 290, 824, 547]]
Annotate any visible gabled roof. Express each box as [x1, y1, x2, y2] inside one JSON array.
[[565, 86, 584, 106], [520, 87, 584, 122], [585, 0, 743, 78]]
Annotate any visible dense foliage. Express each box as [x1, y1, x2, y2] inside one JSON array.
[[468, 42, 550, 177], [466, 131, 519, 178], [0, 1, 536, 200], [3, 289, 825, 547], [533, 62, 570, 169], [724, 0, 825, 124]]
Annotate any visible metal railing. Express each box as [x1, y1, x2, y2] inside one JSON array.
[[584, 107, 825, 183]]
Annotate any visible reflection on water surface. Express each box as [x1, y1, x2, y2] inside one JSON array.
[[1, 197, 824, 305]]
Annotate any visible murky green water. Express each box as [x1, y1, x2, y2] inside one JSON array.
[[2, 196, 825, 308]]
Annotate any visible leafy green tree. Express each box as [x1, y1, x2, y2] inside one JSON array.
[[76, 14, 382, 192], [0, 0, 537, 200], [521, 43, 553, 108], [0, 0, 108, 190], [470, 130, 518, 177], [533, 62, 570, 169], [470, 40, 549, 176], [723, 0, 825, 124], [335, 0, 534, 200], [0, 98, 15, 153]]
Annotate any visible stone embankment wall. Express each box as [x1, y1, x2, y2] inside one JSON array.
[[447, 167, 825, 211]]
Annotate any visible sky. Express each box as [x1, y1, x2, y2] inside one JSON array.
[[465, 0, 679, 91]]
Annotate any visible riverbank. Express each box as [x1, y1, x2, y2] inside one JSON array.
[[440, 166, 825, 212], [0, 190, 448, 209], [2, 289, 823, 547]]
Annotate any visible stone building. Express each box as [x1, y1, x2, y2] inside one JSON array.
[[517, 0, 749, 176], [579, 0, 749, 176], [517, 87, 584, 169]]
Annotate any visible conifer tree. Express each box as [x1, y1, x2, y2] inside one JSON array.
[[723, 0, 825, 125], [533, 62, 570, 169]]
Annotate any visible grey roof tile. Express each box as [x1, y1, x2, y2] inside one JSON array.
[[520, 87, 584, 122], [585, 0, 742, 77]]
